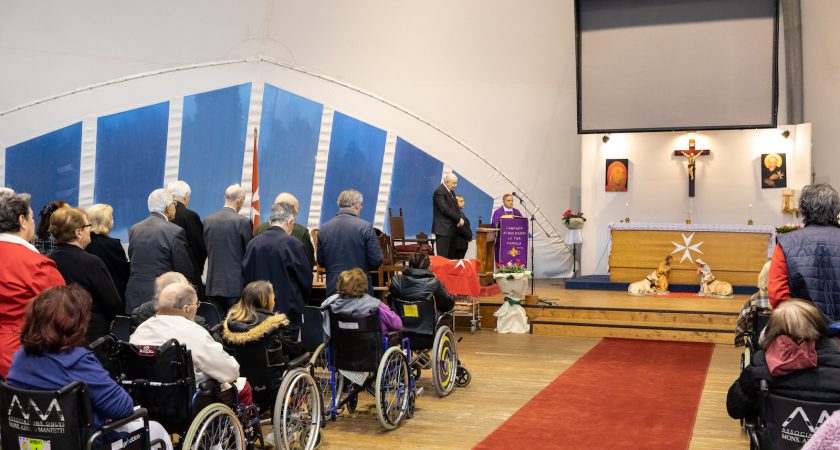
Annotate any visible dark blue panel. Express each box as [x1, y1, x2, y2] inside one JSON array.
[[321, 112, 386, 224], [179, 84, 251, 219], [453, 171, 493, 233], [258, 84, 323, 221], [5, 123, 82, 219], [387, 138, 443, 236], [94, 103, 169, 241]]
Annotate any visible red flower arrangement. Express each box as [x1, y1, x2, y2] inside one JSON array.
[[562, 210, 586, 224]]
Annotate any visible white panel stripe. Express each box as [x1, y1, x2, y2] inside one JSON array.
[[240, 82, 264, 218], [77, 118, 97, 208], [163, 98, 183, 187], [308, 107, 334, 229], [0, 146, 5, 187], [374, 132, 397, 230]]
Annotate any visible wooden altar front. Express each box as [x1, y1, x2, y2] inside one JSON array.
[[608, 223, 775, 286], [475, 227, 497, 285]]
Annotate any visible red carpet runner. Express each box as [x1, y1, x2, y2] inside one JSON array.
[[474, 338, 714, 450]]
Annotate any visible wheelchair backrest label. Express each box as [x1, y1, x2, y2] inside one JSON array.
[[18, 436, 51, 449], [403, 305, 419, 317], [338, 321, 359, 329]]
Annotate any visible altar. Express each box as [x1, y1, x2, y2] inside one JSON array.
[[608, 222, 775, 286]]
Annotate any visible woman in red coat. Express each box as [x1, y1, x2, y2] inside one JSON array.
[[0, 192, 65, 377]]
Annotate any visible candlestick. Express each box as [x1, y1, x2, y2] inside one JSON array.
[[748, 203, 753, 225], [625, 202, 630, 223]]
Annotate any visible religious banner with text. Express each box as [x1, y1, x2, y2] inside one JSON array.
[[498, 217, 529, 267]]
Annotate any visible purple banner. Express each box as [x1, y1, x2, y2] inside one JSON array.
[[499, 217, 529, 267]]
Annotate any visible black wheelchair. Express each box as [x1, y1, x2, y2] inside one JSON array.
[[0, 379, 164, 450], [318, 308, 418, 430], [389, 295, 472, 396], [745, 379, 840, 449], [90, 335, 261, 449]]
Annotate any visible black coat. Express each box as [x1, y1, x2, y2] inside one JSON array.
[[453, 212, 473, 250], [172, 202, 207, 285], [727, 338, 840, 419], [86, 232, 130, 303], [48, 243, 122, 342], [242, 227, 313, 326], [388, 267, 455, 313], [432, 184, 461, 237], [316, 208, 383, 297]]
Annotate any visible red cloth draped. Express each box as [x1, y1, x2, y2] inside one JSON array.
[[429, 256, 481, 297]]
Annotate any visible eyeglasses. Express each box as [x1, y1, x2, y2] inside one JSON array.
[[77, 224, 92, 231], [184, 302, 198, 310]]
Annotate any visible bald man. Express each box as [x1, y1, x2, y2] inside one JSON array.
[[254, 192, 315, 268]]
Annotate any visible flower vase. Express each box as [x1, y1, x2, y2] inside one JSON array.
[[564, 221, 584, 230], [493, 271, 531, 334]]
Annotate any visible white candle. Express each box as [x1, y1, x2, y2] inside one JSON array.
[[748, 204, 753, 221], [625, 202, 630, 219]]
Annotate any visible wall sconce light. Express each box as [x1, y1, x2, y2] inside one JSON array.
[[781, 130, 790, 139], [602, 135, 610, 144]]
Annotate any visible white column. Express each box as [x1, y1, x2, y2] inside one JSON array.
[[0, 146, 5, 187], [77, 117, 97, 208], [373, 132, 397, 230], [240, 82, 265, 218], [307, 107, 335, 229], [163, 97, 184, 187]]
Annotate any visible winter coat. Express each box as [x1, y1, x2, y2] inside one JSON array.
[[388, 267, 455, 313]]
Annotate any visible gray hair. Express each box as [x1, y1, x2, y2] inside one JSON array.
[[274, 192, 299, 210], [270, 201, 297, 225], [147, 188, 174, 214], [443, 173, 458, 183], [0, 187, 14, 196], [0, 192, 31, 233], [166, 180, 191, 200], [156, 282, 197, 310], [799, 184, 840, 226], [224, 184, 245, 203], [337, 189, 363, 208]]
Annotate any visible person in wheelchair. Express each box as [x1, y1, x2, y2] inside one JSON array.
[[6, 285, 173, 449], [130, 282, 252, 405], [727, 298, 840, 420], [131, 271, 207, 330], [388, 251, 455, 314], [321, 268, 402, 340]]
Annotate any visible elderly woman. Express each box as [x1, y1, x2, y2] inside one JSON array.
[[321, 268, 402, 340], [31, 200, 67, 254], [389, 251, 455, 313], [86, 203, 130, 303], [770, 184, 840, 332], [0, 192, 65, 377], [727, 299, 840, 420], [47, 207, 122, 343], [6, 285, 172, 449]]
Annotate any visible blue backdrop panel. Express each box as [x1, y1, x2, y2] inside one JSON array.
[[259, 84, 323, 221], [387, 137, 443, 236], [454, 171, 493, 232], [321, 112, 386, 224], [179, 84, 251, 219], [94, 102, 169, 241], [5, 122, 82, 219]]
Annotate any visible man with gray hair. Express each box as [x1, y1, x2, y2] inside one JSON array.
[[771, 183, 840, 333], [242, 202, 313, 334], [317, 189, 383, 296], [125, 188, 193, 313], [167, 180, 207, 300], [203, 184, 252, 316], [432, 172, 464, 259], [254, 192, 315, 268]]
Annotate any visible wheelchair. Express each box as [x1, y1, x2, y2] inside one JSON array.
[[89, 335, 262, 449], [389, 295, 472, 396], [320, 309, 418, 430], [0, 379, 164, 450], [222, 320, 322, 450]]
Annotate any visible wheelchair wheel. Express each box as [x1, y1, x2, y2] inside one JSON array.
[[182, 402, 246, 450], [455, 365, 472, 388], [310, 343, 343, 418], [431, 326, 458, 397], [274, 368, 321, 450], [374, 346, 411, 430]]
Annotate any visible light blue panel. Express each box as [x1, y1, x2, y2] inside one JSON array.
[[258, 84, 323, 221], [321, 112, 386, 224], [5, 123, 82, 219], [94, 102, 169, 241], [387, 138, 444, 236], [179, 84, 251, 219], [454, 171, 494, 232]]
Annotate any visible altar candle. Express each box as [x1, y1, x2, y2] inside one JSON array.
[[625, 202, 629, 220], [748, 204, 753, 221]]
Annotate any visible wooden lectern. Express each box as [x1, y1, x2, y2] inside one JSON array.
[[475, 227, 498, 286]]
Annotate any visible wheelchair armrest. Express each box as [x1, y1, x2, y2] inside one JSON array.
[[97, 407, 148, 434], [286, 352, 312, 370], [198, 379, 222, 393]]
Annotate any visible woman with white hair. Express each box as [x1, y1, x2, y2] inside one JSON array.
[[86, 203, 130, 303]]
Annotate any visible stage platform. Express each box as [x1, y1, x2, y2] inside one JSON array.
[[477, 279, 745, 344], [565, 274, 756, 295]]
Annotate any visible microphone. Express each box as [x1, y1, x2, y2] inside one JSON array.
[[511, 192, 524, 202]]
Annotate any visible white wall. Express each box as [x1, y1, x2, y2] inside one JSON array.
[[581, 125, 811, 275]]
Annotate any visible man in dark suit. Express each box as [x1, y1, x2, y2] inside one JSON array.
[[317, 189, 383, 297], [254, 192, 315, 268], [203, 184, 252, 317], [125, 188, 194, 313], [452, 195, 473, 260], [242, 202, 313, 332], [432, 172, 464, 259], [167, 180, 207, 300]]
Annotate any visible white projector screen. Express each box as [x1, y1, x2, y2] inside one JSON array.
[[576, 0, 779, 133]]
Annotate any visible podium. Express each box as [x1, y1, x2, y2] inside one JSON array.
[[498, 216, 529, 267], [475, 228, 497, 285]]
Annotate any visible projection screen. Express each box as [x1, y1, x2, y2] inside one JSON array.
[[576, 0, 779, 133]]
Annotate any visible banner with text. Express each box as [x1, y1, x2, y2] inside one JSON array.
[[499, 217, 529, 268]]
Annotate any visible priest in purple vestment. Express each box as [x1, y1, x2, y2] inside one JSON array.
[[491, 193, 524, 262]]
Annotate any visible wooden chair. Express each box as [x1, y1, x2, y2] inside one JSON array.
[[388, 207, 435, 261], [373, 234, 405, 288]]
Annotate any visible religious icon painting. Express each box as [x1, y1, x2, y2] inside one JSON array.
[[605, 159, 629, 192], [760, 153, 786, 189]]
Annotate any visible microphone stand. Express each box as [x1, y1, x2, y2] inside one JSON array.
[[514, 196, 549, 296]]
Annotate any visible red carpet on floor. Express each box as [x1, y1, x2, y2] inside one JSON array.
[[473, 338, 714, 450]]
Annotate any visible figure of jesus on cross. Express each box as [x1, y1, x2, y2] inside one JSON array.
[[674, 139, 710, 197]]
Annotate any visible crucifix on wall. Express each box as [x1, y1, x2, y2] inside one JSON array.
[[674, 139, 710, 197]]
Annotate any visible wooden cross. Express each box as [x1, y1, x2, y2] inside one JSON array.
[[674, 139, 710, 197]]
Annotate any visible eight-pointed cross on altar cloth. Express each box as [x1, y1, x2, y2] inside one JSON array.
[[674, 138, 710, 198]]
